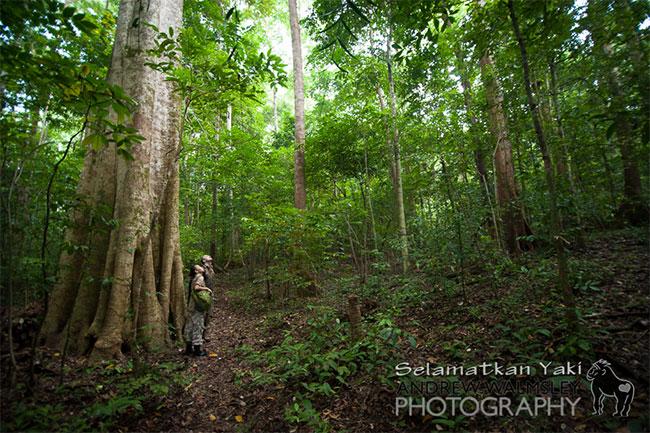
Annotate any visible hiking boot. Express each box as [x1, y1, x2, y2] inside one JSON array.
[[193, 344, 208, 357], [184, 342, 193, 355]]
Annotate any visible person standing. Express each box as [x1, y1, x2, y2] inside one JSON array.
[[200, 255, 216, 341], [184, 265, 212, 356]]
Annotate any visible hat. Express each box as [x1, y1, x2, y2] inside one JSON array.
[[201, 255, 213, 262], [194, 265, 205, 273]]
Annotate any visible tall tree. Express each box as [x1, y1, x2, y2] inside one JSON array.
[[288, 0, 307, 209], [451, 34, 499, 240], [39, 0, 186, 358], [454, 42, 490, 201], [508, 0, 576, 326], [479, 51, 530, 254], [210, 110, 222, 261], [586, 0, 646, 224], [385, 19, 409, 273]]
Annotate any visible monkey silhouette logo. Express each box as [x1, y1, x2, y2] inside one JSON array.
[[586, 359, 635, 416]]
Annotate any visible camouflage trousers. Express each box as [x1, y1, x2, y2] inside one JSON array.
[[202, 296, 214, 338], [184, 309, 205, 346]]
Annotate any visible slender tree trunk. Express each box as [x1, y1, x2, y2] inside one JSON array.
[[613, 0, 650, 144], [210, 184, 218, 259], [549, 59, 586, 247], [440, 158, 467, 303], [479, 51, 530, 254], [4, 166, 22, 387], [39, 0, 185, 358], [601, 140, 618, 210], [454, 44, 490, 197], [533, 76, 566, 177], [364, 146, 378, 251], [288, 0, 306, 209], [38, 100, 50, 146], [376, 85, 397, 183], [272, 87, 278, 133], [385, 25, 408, 273], [184, 195, 190, 225], [508, 0, 576, 327], [587, 1, 646, 224], [210, 110, 222, 260], [357, 178, 370, 282], [453, 40, 500, 242], [548, 60, 576, 191]]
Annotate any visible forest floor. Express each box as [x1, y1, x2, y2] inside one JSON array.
[[1, 227, 648, 432], [124, 228, 650, 432]]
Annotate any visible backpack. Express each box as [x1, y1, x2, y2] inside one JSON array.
[[192, 289, 212, 312]]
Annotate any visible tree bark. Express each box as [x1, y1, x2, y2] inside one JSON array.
[[288, 0, 306, 210], [39, 0, 185, 358], [479, 51, 530, 255], [508, 0, 576, 327]]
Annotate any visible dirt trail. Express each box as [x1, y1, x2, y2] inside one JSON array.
[[145, 291, 277, 432], [180, 306, 252, 431]]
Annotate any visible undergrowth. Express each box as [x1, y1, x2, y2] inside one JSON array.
[[237, 307, 415, 432], [3, 360, 190, 432]]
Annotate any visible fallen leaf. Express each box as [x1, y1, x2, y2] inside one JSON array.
[[209, 414, 217, 422], [209, 352, 218, 358], [322, 409, 340, 420], [235, 415, 244, 423]]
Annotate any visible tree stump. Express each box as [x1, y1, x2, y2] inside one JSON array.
[[348, 294, 362, 340]]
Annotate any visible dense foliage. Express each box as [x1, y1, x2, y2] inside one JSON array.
[[2, 0, 647, 305], [1, 0, 648, 431]]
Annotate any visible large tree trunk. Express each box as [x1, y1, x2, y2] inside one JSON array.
[[479, 51, 530, 254], [508, 0, 576, 327], [288, 0, 306, 210], [39, 0, 185, 358]]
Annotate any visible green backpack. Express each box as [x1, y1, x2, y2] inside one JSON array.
[[192, 290, 212, 312]]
